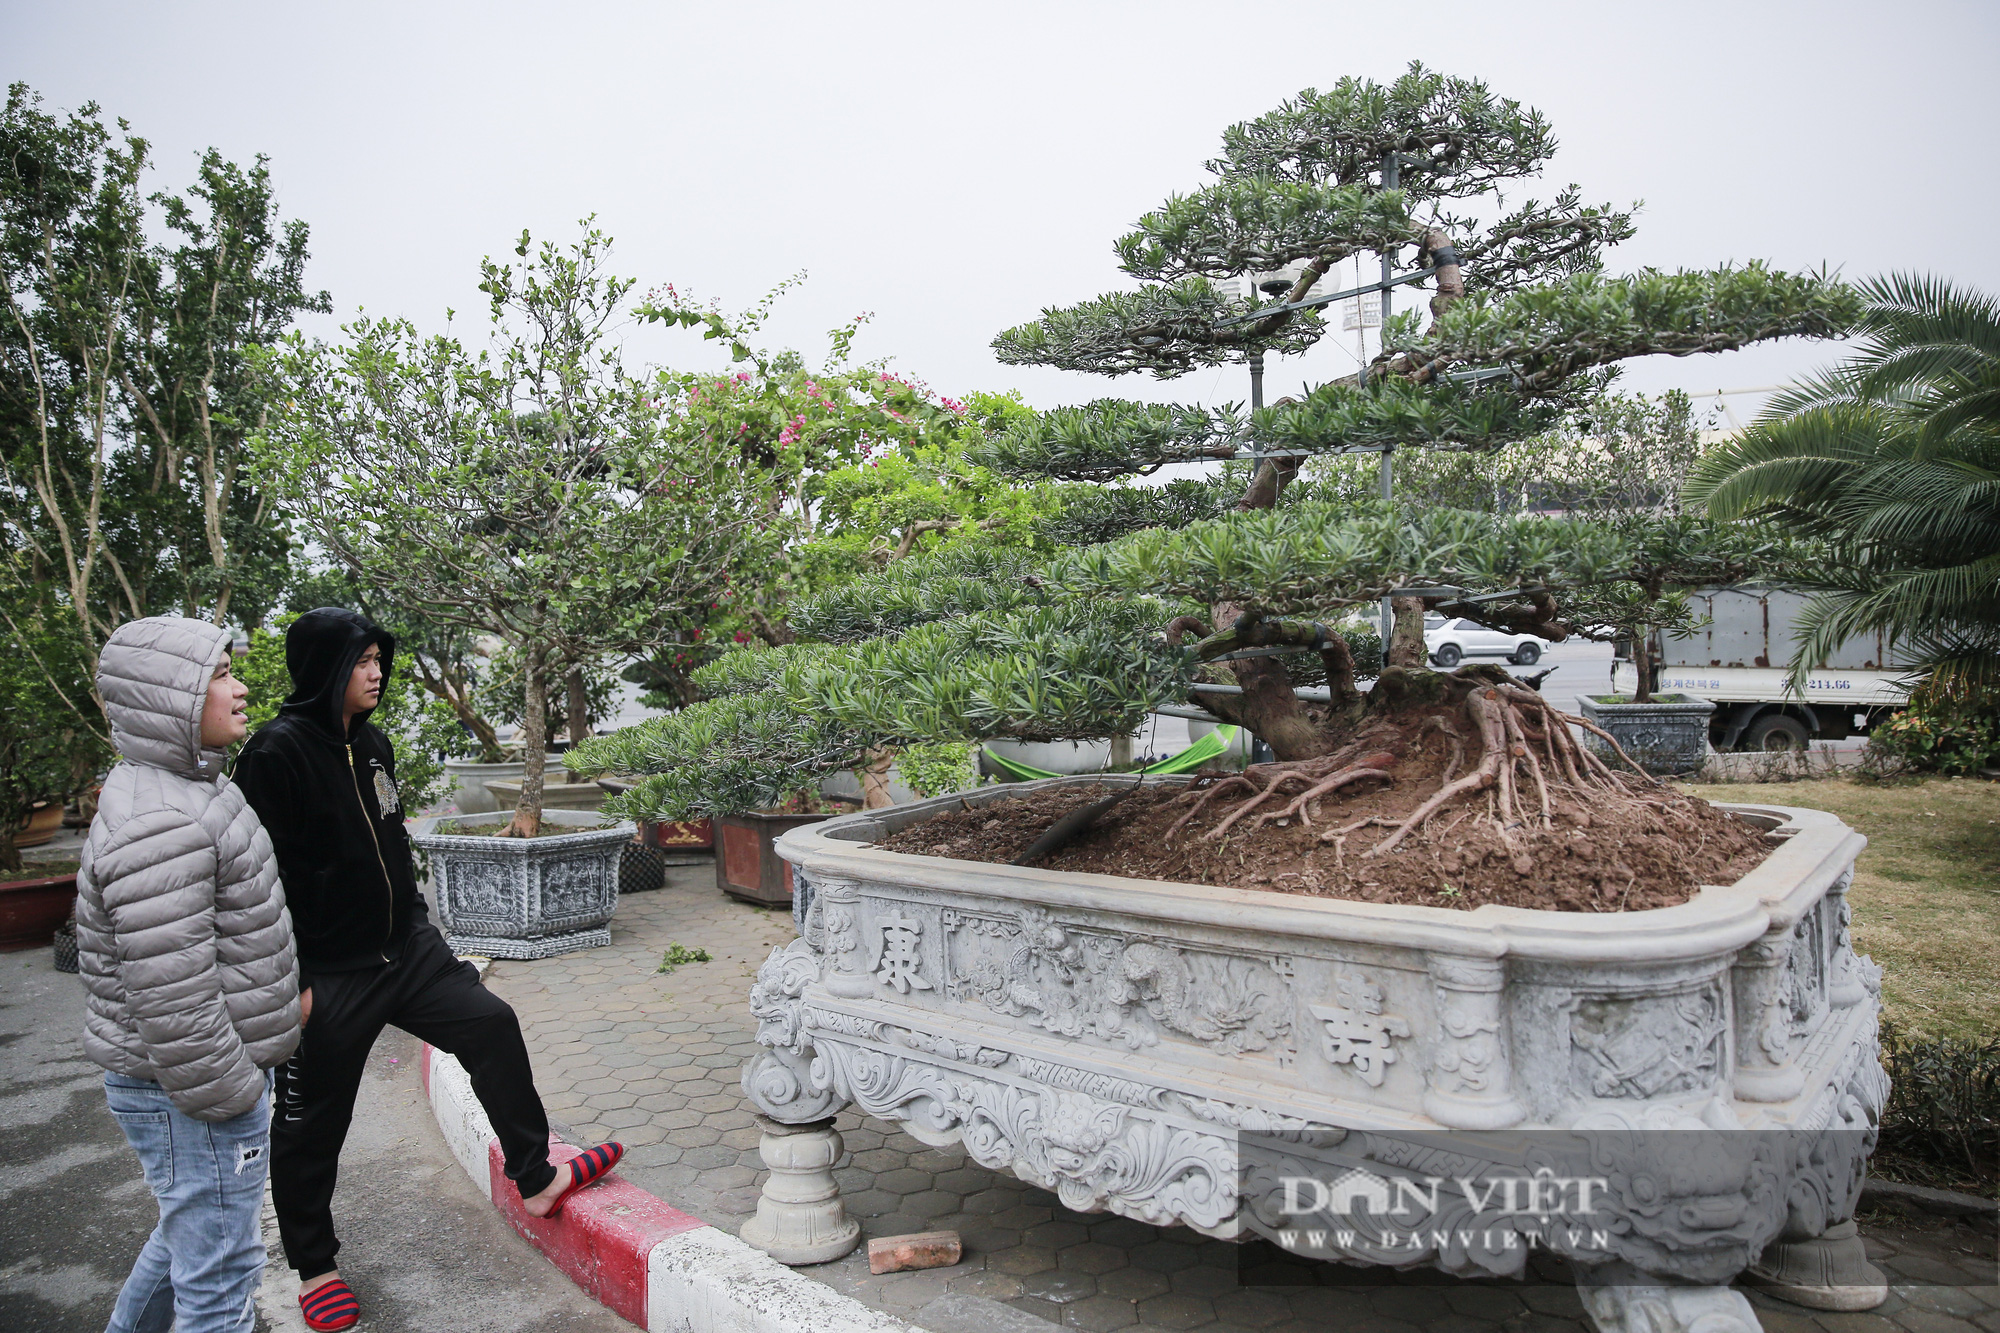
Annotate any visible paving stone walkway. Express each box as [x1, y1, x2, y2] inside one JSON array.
[[480, 863, 1998, 1333]]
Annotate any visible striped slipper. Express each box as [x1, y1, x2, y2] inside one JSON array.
[[299, 1278, 360, 1331], [542, 1141, 624, 1218]]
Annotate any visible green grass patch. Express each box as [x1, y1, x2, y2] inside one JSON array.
[[656, 943, 712, 975], [1689, 776, 2000, 1040]]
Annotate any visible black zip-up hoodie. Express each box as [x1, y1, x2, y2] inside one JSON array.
[[233, 608, 425, 985]]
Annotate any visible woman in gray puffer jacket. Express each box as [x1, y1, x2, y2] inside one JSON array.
[[77, 615, 301, 1333]]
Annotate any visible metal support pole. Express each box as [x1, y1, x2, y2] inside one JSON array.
[[1377, 150, 1400, 652], [1379, 151, 1398, 328], [1379, 442, 1395, 647], [1248, 349, 1265, 486]]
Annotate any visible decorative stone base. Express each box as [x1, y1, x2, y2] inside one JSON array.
[[739, 1116, 860, 1265], [1745, 1221, 1889, 1311], [444, 927, 610, 959]]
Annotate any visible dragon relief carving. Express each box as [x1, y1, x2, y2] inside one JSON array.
[[748, 938, 821, 1054], [1786, 906, 1827, 1029], [742, 938, 847, 1122], [944, 906, 1291, 1055], [1569, 983, 1729, 1101]]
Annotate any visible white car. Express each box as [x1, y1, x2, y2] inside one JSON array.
[[1423, 614, 1550, 668]]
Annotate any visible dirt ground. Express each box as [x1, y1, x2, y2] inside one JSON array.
[[882, 776, 1771, 912]]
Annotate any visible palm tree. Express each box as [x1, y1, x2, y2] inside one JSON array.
[[1687, 273, 2000, 697]]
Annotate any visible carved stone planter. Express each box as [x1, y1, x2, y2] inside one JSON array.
[[1578, 694, 1716, 777], [411, 810, 633, 958], [742, 775, 1887, 1333]]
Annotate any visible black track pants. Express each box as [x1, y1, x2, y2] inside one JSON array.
[[270, 924, 558, 1278]]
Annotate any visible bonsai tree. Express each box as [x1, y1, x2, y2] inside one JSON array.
[[576, 68, 1856, 890], [254, 226, 783, 836]]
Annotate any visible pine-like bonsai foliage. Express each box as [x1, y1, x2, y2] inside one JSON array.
[[576, 67, 1854, 864]]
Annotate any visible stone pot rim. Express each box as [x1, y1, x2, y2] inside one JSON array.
[[410, 810, 633, 854], [776, 774, 1860, 965], [1580, 693, 1718, 713]]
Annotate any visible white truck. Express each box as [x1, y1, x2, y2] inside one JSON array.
[[1609, 587, 1914, 752]]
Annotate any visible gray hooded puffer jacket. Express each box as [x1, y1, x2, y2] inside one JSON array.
[[76, 616, 301, 1121]]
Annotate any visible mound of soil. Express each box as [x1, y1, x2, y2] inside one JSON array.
[[880, 777, 1771, 913]]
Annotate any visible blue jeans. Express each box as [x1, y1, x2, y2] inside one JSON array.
[[103, 1070, 272, 1333]]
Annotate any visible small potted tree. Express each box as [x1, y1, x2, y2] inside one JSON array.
[[255, 227, 779, 955], [1569, 517, 1784, 774]]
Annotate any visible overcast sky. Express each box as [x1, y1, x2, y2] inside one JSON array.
[[9, 0, 1998, 423]]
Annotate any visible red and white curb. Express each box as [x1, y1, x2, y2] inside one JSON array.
[[420, 1043, 917, 1332]]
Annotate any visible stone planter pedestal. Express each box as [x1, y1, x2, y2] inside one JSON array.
[[411, 810, 631, 958], [1579, 693, 1716, 776], [736, 1115, 860, 1264], [737, 775, 1888, 1333], [442, 760, 526, 815]]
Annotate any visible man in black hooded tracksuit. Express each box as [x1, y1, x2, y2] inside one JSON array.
[[234, 609, 612, 1327]]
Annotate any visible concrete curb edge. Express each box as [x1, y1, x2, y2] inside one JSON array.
[[419, 1042, 920, 1333], [1859, 1177, 2000, 1219]]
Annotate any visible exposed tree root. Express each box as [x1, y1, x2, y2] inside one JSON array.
[[1175, 669, 1664, 869]]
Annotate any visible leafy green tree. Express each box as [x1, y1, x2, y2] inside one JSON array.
[[0, 581, 109, 872], [793, 390, 1065, 587], [1689, 274, 2000, 697], [575, 68, 1854, 839], [0, 85, 149, 665], [1, 86, 325, 663], [254, 226, 783, 836]]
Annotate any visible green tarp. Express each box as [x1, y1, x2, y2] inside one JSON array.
[[981, 725, 1240, 783]]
